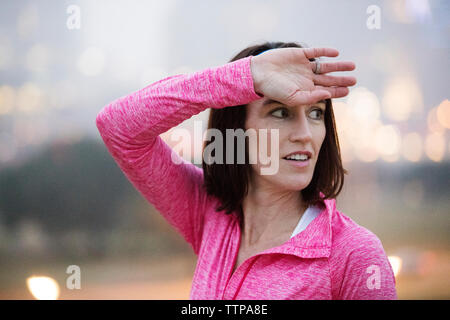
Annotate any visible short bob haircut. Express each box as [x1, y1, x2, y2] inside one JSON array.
[[202, 41, 348, 216]]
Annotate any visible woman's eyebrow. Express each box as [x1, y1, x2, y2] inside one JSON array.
[[262, 99, 282, 107], [262, 99, 327, 107]]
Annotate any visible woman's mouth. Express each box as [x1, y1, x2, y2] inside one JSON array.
[[282, 154, 310, 167], [283, 153, 310, 167]]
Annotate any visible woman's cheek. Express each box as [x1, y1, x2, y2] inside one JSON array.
[[312, 122, 326, 150]]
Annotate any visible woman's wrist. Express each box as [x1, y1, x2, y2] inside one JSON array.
[[250, 55, 265, 97]]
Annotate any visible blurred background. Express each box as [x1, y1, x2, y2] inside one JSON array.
[[0, 0, 449, 299]]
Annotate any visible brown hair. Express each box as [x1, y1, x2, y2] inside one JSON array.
[[202, 41, 348, 216]]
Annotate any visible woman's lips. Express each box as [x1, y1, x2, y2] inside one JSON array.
[[282, 158, 310, 168]]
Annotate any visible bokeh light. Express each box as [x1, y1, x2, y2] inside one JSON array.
[[375, 125, 401, 161], [342, 87, 381, 162], [425, 132, 446, 162], [436, 99, 450, 129], [350, 119, 381, 163], [386, 0, 432, 24], [401, 132, 423, 162], [427, 106, 446, 134], [354, 143, 379, 163], [16, 82, 44, 114], [342, 88, 385, 162], [346, 87, 381, 126], [332, 101, 354, 163], [26, 276, 60, 300], [417, 250, 438, 277], [382, 75, 423, 122], [388, 255, 403, 278], [381, 152, 401, 163], [0, 85, 15, 115]]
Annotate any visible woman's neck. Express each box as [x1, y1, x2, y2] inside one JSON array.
[[241, 181, 308, 249]]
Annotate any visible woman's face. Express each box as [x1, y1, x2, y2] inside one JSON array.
[[244, 98, 327, 192]]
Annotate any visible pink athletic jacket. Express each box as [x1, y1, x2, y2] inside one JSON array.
[[95, 55, 398, 300]]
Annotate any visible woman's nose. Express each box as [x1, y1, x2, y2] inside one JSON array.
[[288, 115, 312, 143]]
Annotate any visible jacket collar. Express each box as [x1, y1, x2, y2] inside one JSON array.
[[239, 192, 335, 259]]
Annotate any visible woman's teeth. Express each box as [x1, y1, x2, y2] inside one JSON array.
[[285, 154, 309, 161]]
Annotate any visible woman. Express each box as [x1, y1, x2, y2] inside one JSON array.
[[96, 41, 397, 299]]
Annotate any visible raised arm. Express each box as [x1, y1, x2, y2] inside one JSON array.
[[95, 56, 262, 255]]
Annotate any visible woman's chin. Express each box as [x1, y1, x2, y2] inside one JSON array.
[[255, 168, 313, 191], [277, 177, 311, 191]]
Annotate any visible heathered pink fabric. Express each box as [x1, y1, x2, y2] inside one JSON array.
[[95, 56, 398, 300]]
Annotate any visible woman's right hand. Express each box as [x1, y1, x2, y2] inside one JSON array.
[[250, 47, 357, 106]]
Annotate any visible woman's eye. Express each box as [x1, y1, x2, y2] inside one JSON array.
[[271, 108, 289, 118], [310, 108, 324, 120]]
